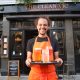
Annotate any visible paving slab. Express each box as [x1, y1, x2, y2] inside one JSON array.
[[0, 75, 80, 80]]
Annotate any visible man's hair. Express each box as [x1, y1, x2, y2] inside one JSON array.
[[34, 16, 51, 27]]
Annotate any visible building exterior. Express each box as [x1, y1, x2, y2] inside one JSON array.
[[0, 0, 80, 76]]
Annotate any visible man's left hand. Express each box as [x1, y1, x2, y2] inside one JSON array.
[[55, 58, 63, 66]]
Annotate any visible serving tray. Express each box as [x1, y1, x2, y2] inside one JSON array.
[[30, 61, 60, 65]]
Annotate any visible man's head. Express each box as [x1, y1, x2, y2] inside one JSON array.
[[34, 16, 51, 36]]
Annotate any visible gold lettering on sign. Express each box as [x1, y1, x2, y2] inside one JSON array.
[[28, 3, 69, 11]]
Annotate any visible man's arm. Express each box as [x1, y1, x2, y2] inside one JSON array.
[[25, 51, 32, 67], [54, 51, 63, 66], [54, 51, 59, 59], [25, 38, 34, 67], [51, 37, 63, 65]]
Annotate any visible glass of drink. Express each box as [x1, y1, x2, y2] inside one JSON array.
[[42, 49, 49, 63], [33, 48, 42, 62]]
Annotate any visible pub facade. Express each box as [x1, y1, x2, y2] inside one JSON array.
[[0, 2, 80, 75]]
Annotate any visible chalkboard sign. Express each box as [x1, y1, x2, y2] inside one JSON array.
[[8, 60, 19, 76]]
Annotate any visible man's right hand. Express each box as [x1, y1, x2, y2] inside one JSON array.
[[25, 58, 31, 67]]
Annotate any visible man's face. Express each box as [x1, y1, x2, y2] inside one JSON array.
[[37, 18, 49, 35]]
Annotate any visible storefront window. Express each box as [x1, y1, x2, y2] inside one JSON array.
[[52, 20, 64, 28], [73, 31, 80, 55], [51, 20, 65, 54], [73, 20, 80, 54], [10, 19, 35, 29], [51, 30, 65, 55], [50, 30, 65, 74], [73, 30, 80, 73], [50, 20, 65, 74], [10, 20, 64, 29], [73, 20, 80, 73], [73, 20, 80, 29]]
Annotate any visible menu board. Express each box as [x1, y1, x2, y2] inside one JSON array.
[[8, 60, 19, 76]]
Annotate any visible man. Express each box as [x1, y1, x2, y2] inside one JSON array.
[[26, 16, 63, 80]]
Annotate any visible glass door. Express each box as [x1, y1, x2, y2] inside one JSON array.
[[9, 30, 24, 73]]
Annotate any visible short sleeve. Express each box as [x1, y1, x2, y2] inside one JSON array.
[[51, 37, 59, 52], [26, 38, 35, 53]]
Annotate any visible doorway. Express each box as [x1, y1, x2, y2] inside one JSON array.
[[9, 29, 38, 75]]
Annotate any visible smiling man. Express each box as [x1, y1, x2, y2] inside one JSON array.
[[26, 16, 63, 80]]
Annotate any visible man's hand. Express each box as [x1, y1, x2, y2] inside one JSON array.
[[25, 58, 31, 67], [26, 51, 32, 67], [55, 58, 63, 66]]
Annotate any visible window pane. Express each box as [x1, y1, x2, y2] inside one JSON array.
[[73, 30, 80, 73], [50, 29, 65, 74], [73, 31, 80, 55], [73, 20, 80, 28], [50, 30, 65, 55], [52, 20, 64, 28], [10, 19, 35, 29], [73, 19, 80, 73]]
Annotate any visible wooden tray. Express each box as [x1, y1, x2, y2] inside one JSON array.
[[31, 61, 60, 65]]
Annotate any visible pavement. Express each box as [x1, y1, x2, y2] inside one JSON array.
[[0, 75, 80, 80]]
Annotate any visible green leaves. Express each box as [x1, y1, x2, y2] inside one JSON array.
[[60, 0, 64, 2], [60, 0, 80, 2], [16, 0, 35, 4], [72, 0, 79, 2]]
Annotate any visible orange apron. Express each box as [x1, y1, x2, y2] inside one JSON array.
[[28, 36, 58, 80]]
